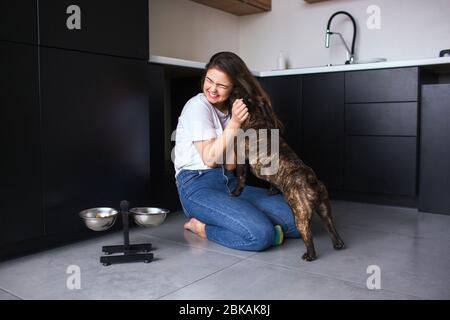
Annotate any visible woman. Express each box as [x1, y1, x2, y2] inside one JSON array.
[[174, 52, 300, 251]]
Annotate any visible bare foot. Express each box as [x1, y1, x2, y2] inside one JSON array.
[[184, 218, 206, 239]]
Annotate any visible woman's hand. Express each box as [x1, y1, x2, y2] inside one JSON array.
[[230, 98, 249, 126]]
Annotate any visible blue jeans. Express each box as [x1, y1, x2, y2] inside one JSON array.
[[175, 166, 300, 251]]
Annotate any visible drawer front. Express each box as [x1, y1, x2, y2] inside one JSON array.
[[345, 136, 417, 195], [346, 102, 417, 136], [346, 67, 419, 103], [0, 0, 38, 44], [39, 0, 148, 59]]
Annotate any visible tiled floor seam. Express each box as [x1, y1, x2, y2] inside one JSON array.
[[155, 256, 256, 300], [0, 286, 23, 300], [242, 256, 426, 300], [340, 224, 450, 242], [136, 232, 260, 259]]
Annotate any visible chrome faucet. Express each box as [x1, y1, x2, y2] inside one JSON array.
[[325, 11, 357, 64]]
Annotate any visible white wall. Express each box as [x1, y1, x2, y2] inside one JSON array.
[[149, 0, 450, 71], [149, 0, 239, 63], [239, 0, 450, 70]]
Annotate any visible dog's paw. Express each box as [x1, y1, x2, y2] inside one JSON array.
[[333, 241, 345, 250], [302, 252, 317, 261], [229, 191, 240, 197]]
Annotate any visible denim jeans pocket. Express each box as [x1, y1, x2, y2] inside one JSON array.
[[177, 170, 201, 190]]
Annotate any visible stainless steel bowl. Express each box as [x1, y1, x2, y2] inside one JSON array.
[[130, 207, 169, 227], [79, 207, 118, 231]]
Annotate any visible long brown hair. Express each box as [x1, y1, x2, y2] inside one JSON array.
[[201, 51, 284, 131]]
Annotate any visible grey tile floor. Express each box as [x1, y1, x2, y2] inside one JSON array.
[[0, 200, 449, 300]]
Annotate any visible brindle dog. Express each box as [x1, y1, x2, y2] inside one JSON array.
[[229, 94, 344, 261]]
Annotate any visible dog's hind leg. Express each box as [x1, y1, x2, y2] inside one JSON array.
[[290, 193, 317, 261], [315, 182, 345, 250], [295, 214, 316, 261]]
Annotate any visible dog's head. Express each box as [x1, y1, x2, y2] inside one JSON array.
[[229, 87, 284, 132]]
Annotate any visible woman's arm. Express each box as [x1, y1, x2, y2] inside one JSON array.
[[194, 99, 248, 168]]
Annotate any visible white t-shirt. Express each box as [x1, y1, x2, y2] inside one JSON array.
[[174, 93, 231, 177]]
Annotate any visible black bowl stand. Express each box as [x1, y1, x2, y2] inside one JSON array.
[[100, 200, 153, 266]]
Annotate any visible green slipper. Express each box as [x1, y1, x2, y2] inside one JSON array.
[[273, 225, 284, 246]]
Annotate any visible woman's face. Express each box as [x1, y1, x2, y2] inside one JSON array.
[[203, 67, 233, 109]]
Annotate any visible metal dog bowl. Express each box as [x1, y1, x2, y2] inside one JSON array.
[[79, 207, 118, 231], [130, 207, 169, 227]]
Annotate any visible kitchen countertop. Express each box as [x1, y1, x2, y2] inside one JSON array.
[[149, 54, 450, 77]]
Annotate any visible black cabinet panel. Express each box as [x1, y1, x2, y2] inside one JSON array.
[[40, 47, 150, 235], [346, 102, 418, 136], [0, 42, 44, 246], [420, 84, 450, 215], [259, 75, 302, 156], [302, 73, 344, 189], [345, 136, 417, 195], [39, 0, 148, 59], [346, 67, 419, 103], [0, 0, 38, 44], [148, 64, 166, 177]]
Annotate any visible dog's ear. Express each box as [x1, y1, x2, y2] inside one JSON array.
[[230, 88, 256, 113], [230, 87, 245, 103]]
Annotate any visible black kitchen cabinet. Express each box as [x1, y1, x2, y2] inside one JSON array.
[[346, 67, 419, 103], [0, 41, 44, 246], [302, 72, 344, 190], [259, 75, 302, 156], [0, 0, 38, 44], [345, 136, 417, 195], [39, 0, 149, 59], [346, 102, 418, 136], [40, 47, 151, 236], [344, 67, 419, 198], [420, 84, 450, 215]]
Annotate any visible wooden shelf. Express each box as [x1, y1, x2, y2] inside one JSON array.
[[304, 0, 330, 3], [190, 0, 271, 16]]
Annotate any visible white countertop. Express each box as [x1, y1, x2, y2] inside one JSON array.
[[149, 54, 450, 77], [149, 54, 206, 70]]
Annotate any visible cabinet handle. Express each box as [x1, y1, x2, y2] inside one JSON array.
[[66, 5, 82, 30]]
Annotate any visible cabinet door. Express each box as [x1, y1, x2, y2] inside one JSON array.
[[345, 136, 417, 195], [259, 75, 302, 156], [346, 102, 418, 136], [346, 67, 419, 103], [39, 0, 148, 59], [420, 84, 450, 214], [302, 73, 344, 190], [40, 47, 150, 236], [0, 0, 38, 44], [0, 42, 44, 246]]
